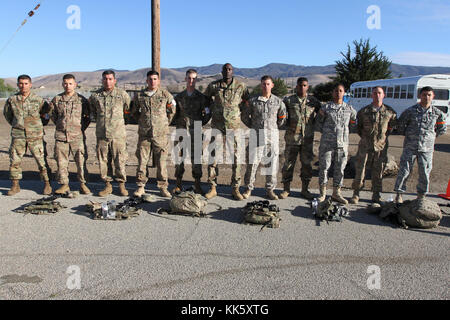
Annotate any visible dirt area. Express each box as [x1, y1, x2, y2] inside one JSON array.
[[1, 99, 449, 195]]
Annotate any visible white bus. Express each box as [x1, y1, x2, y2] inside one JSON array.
[[349, 74, 450, 124]]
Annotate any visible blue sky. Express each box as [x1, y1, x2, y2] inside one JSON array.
[[0, 0, 449, 78]]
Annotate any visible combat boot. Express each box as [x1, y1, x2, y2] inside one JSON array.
[[349, 190, 360, 204], [55, 184, 70, 195], [205, 185, 217, 200], [118, 183, 128, 197], [98, 181, 112, 197], [134, 186, 146, 197], [417, 193, 426, 200], [232, 187, 244, 201], [194, 179, 204, 195], [372, 191, 382, 204], [395, 192, 403, 204], [43, 181, 52, 195], [159, 187, 171, 198], [332, 186, 348, 205], [278, 182, 290, 199], [7, 180, 20, 196], [79, 183, 91, 195], [300, 180, 314, 200], [172, 177, 183, 194], [242, 188, 252, 199], [317, 185, 327, 202], [266, 189, 279, 200]]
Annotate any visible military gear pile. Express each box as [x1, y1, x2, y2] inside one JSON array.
[[242, 200, 281, 230], [16, 196, 66, 215], [368, 199, 442, 229], [158, 190, 209, 217], [312, 197, 349, 223], [87, 196, 145, 220]]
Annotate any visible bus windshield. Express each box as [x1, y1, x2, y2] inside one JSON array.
[[418, 88, 449, 100]]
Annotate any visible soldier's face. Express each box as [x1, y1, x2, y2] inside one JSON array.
[[420, 90, 434, 107], [102, 74, 116, 91], [63, 79, 77, 94], [332, 86, 345, 101], [296, 81, 309, 96], [147, 75, 160, 90], [18, 79, 32, 95], [222, 64, 233, 80], [371, 87, 385, 105], [185, 73, 197, 89], [261, 79, 274, 96]]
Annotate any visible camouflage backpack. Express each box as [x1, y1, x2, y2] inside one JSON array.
[[313, 197, 349, 223], [87, 197, 145, 220], [242, 200, 281, 230], [157, 190, 209, 217], [16, 196, 66, 215]]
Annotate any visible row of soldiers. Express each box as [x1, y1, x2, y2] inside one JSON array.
[[3, 63, 447, 204]]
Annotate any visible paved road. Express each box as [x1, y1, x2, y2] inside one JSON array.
[[0, 179, 449, 301]]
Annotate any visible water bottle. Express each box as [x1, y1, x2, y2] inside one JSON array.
[[101, 202, 109, 218], [107, 200, 116, 219], [387, 194, 394, 202], [312, 198, 319, 215]]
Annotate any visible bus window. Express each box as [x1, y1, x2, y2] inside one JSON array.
[[382, 86, 387, 94], [394, 86, 400, 99], [400, 85, 407, 99], [367, 87, 372, 96], [362, 87, 367, 98], [417, 88, 449, 100], [407, 85, 415, 99], [357, 88, 361, 98], [386, 87, 393, 98]]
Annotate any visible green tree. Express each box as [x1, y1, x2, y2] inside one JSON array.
[[0, 78, 15, 98], [310, 81, 337, 102], [251, 77, 289, 98], [334, 38, 391, 89]]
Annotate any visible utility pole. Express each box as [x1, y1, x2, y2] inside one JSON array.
[[152, 0, 161, 76]]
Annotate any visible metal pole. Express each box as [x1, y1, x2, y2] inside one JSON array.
[[152, 0, 161, 76]]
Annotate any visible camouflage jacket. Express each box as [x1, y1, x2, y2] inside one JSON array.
[[241, 94, 287, 130], [397, 104, 447, 153], [131, 87, 175, 138], [283, 94, 321, 145], [356, 103, 397, 152], [317, 101, 357, 150], [173, 89, 211, 130], [89, 87, 131, 140], [3, 92, 50, 140], [50, 92, 90, 142], [204, 77, 250, 132]]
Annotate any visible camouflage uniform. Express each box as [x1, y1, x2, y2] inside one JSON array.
[[131, 87, 175, 189], [204, 78, 250, 188], [173, 89, 211, 180], [281, 95, 321, 185], [317, 102, 357, 187], [50, 93, 91, 185], [241, 95, 287, 191], [89, 87, 131, 183], [3, 92, 51, 181], [352, 104, 397, 193], [394, 104, 447, 195]]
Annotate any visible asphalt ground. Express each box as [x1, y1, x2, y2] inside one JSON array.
[[0, 180, 449, 301]]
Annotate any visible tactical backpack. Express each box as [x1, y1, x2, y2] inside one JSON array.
[[242, 200, 281, 230], [16, 196, 66, 215], [87, 197, 145, 220], [157, 190, 210, 217], [313, 197, 349, 223]]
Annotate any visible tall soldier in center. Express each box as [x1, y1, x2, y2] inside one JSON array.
[[132, 70, 176, 198], [279, 77, 321, 199], [203, 63, 250, 200], [89, 70, 131, 197]]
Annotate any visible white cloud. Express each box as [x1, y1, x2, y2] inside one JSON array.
[[392, 52, 450, 67]]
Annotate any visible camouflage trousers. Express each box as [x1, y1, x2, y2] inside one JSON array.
[[394, 149, 433, 195], [207, 132, 242, 188], [136, 136, 168, 188], [97, 137, 128, 183], [352, 144, 387, 192], [244, 144, 279, 191], [319, 146, 347, 187], [281, 140, 314, 185], [174, 133, 202, 180], [54, 139, 87, 185], [9, 138, 49, 181]]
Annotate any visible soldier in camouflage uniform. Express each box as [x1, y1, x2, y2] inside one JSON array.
[[3, 75, 52, 196], [132, 70, 176, 198], [316, 84, 357, 204], [50, 74, 91, 195], [350, 86, 397, 204], [89, 70, 131, 197], [394, 86, 447, 202], [172, 69, 211, 195], [203, 63, 250, 201], [241, 75, 287, 200], [279, 77, 322, 200]]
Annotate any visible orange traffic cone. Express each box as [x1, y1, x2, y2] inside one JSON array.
[[438, 178, 450, 200]]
